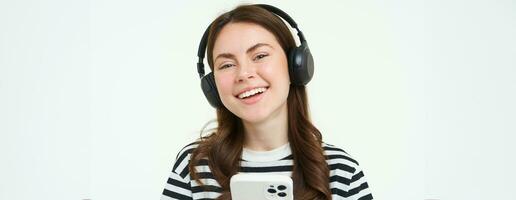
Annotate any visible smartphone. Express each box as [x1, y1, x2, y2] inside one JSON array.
[[230, 173, 293, 200]]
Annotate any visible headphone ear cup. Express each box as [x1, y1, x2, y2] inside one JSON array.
[[200, 72, 223, 108], [288, 42, 314, 85]]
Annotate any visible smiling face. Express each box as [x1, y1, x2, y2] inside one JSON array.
[[212, 22, 291, 124]]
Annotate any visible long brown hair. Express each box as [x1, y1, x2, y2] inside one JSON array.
[[189, 4, 331, 200]]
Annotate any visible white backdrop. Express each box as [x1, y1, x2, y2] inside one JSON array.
[[1, 0, 515, 200]]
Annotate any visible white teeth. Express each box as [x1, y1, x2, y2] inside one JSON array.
[[238, 87, 267, 99]]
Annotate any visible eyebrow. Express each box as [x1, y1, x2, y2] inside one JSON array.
[[214, 43, 273, 63]]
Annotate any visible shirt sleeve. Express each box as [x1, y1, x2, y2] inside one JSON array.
[[347, 162, 373, 200], [160, 170, 193, 200]]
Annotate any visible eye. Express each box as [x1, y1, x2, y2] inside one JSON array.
[[254, 53, 268, 61], [219, 63, 234, 70]]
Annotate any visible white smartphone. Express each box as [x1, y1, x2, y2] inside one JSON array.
[[230, 173, 293, 200]]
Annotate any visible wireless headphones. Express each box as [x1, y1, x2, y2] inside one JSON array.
[[196, 4, 314, 108]]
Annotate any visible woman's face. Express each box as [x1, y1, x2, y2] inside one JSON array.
[[212, 22, 291, 124]]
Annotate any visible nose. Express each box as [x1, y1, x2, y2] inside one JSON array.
[[236, 62, 256, 83]]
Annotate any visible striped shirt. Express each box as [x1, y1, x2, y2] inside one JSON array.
[[161, 142, 373, 200]]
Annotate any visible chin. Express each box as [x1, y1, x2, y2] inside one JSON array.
[[237, 110, 270, 124]]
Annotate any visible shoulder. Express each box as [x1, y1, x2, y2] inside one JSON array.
[[322, 143, 374, 199], [322, 142, 361, 174], [171, 140, 201, 179]]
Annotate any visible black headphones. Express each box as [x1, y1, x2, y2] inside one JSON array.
[[196, 4, 314, 108]]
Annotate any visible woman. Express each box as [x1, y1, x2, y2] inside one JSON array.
[[161, 4, 373, 200]]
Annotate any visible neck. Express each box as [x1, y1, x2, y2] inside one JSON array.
[[242, 102, 289, 151]]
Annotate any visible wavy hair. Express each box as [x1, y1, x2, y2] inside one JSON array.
[[189, 4, 331, 200]]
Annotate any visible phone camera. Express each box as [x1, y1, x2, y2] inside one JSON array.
[[277, 185, 286, 190]]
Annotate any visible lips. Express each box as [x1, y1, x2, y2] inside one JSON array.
[[238, 88, 267, 105], [235, 86, 269, 99]]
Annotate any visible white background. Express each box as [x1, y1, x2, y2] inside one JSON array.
[[1, 0, 515, 200]]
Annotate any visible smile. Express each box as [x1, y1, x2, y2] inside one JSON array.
[[235, 86, 269, 105], [237, 87, 268, 99]]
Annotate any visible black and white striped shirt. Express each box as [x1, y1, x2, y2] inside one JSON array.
[[161, 142, 373, 200]]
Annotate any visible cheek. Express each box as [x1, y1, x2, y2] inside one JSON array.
[[265, 54, 290, 79], [263, 60, 290, 84], [214, 73, 234, 95]]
